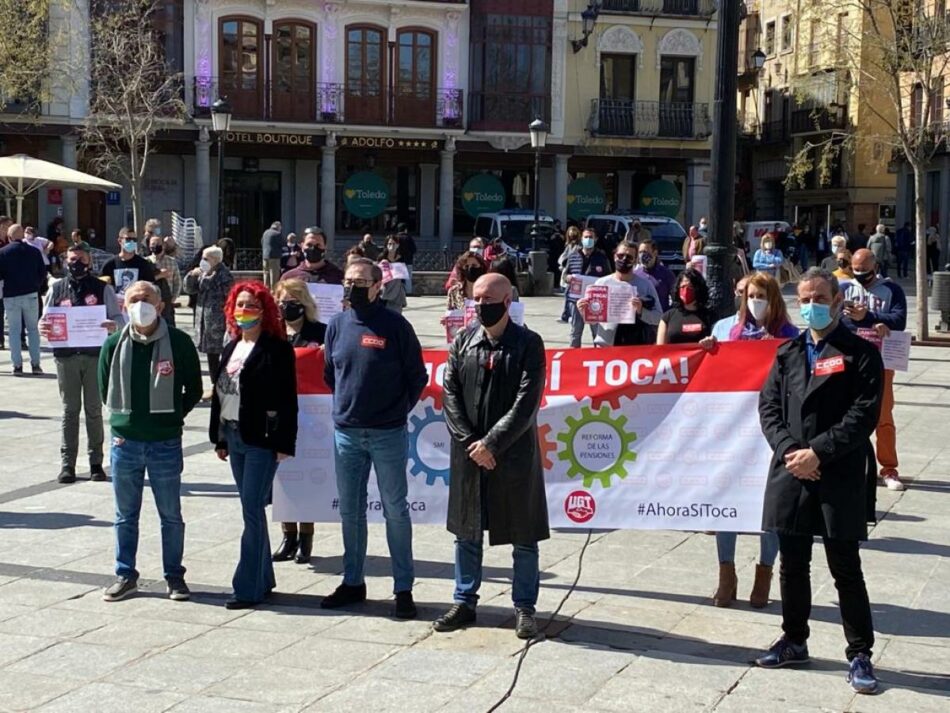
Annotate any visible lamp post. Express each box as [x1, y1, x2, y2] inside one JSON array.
[[211, 98, 232, 242], [529, 117, 548, 252], [751, 48, 767, 71], [707, 0, 740, 318]]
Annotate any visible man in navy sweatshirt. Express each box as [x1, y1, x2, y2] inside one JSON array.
[[0, 223, 48, 375], [321, 257, 427, 619]]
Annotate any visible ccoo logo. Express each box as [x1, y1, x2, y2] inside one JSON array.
[[565, 490, 596, 523]]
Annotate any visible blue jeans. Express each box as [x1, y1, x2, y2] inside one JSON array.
[[716, 530, 780, 567], [454, 538, 540, 613], [3, 293, 41, 368], [223, 421, 277, 602], [110, 434, 185, 581], [333, 425, 414, 593], [798, 245, 810, 270]]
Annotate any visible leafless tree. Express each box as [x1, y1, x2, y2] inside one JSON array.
[[81, 0, 185, 236]]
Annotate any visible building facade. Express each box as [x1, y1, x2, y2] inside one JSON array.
[[736, 0, 897, 234], [1, 0, 717, 257]]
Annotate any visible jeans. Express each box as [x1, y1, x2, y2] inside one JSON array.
[[404, 266, 413, 296], [569, 301, 595, 348], [560, 291, 572, 321], [798, 245, 810, 270], [454, 538, 540, 613], [896, 251, 910, 278], [110, 434, 185, 581], [333, 425, 414, 593], [716, 531, 779, 566], [223, 421, 278, 602], [3, 293, 41, 368], [778, 534, 874, 660], [55, 354, 103, 468]]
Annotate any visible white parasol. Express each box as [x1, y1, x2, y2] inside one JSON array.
[[0, 154, 121, 223]]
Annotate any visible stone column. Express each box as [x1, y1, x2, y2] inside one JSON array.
[[554, 154, 570, 225], [419, 164, 437, 239], [616, 170, 634, 211], [195, 127, 211, 244], [61, 135, 78, 231], [320, 138, 337, 249], [439, 141, 456, 249]]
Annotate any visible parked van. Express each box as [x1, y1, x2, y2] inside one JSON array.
[[585, 213, 688, 270], [473, 209, 556, 251]]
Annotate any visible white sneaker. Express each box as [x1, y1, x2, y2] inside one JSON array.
[[881, 471, 906, 491]]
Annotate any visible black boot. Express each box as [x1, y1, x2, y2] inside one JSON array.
[[294, 534, 313, 564], [272, 534, 299, 562]]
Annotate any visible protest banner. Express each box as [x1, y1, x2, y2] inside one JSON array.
[[273, 341, 779, 532]]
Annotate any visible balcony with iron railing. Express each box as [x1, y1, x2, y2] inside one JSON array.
[[599, 0, 717, 17], [192, 77, 464, 129], [790, 106, 847, 134], [589, 99, 712, 139]]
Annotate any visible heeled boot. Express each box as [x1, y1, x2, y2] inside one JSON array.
[[272, 533, 299, 562], [295, 534, 313, 564], [749, 564, 773, 609], [712, 562, 738, 607]]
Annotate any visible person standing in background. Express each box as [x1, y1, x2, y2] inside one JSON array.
[[0, 223, 47, 375], [148, 233, 182, 327], [926, 226, 941, 274], [396, 224, 417, 296], [261, 221, 283, 289], [183, 246, 234, 398]]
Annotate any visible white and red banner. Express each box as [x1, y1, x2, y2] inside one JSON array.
[[273, 342, 780, 532]]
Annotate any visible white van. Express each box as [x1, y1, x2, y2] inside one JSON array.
[[744, 221, 791, 253], [473, 210, 556, 251], [586, 213, 688, 270]]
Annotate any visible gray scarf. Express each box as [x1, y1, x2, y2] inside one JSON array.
[[106, 318, 176, 415]]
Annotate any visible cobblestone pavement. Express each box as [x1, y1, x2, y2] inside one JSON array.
[[0, 297, 947, 712]]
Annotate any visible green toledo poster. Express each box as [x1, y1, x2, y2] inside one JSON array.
[[567, 178, 605, 221], [638, 180, 681, 218], [343, 172, 389, 218], [461, 174, 506, 217]]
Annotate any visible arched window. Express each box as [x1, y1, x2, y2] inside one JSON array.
[[219, 17, 263, 118], [345, 25, 386, 124], [272, 21, 315, 122], [394, 29, 436, 127]]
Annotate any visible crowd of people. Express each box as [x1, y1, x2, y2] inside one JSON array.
[[0, 212, 915, 696]]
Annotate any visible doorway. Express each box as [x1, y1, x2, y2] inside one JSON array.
[[222, 170, 281, 250]]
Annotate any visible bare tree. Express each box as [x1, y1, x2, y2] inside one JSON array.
[[0, 0, 51, 113], [81, 0, 185, 236], [786, 0, 950, 339]]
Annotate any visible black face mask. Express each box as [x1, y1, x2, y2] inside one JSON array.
[[67, 261, 89, 280], [280, 301, 305, 322], [476, 301, 507, 328], [463, 265, 485, 283], [837, 259, 850, 270], [304, 246, 325, 263], [615, 256, 634, 273], [639, 252, 654, 267], [853, 270, 875, 285], [344, 284, 373, 309], [150, 245, 163, 255]]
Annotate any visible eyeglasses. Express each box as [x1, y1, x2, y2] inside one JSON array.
[[343, 278, 374, 288]]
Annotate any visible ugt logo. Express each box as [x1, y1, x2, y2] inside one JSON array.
[[565, 490, 596, 524]]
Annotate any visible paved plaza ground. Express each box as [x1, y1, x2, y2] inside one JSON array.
[[0, 294, 947, 712]]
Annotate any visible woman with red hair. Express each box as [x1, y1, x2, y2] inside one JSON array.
[[209, 280, 298, 609]]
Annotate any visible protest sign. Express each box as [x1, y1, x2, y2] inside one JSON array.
[[856, 328, 911, 371], [306, 283, 345, 324], [444, 310, 464, 343], [583, 282, 637, 324], [273, 342, 779, 532], [43, 306, 108, 348], [380, 261, 409, 285]]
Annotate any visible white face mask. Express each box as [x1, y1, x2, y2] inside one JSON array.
[[128, 300, 157, 328], [748, 297, 768, 321], [199, 259, 211, 273]]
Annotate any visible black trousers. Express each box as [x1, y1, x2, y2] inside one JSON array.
[[779, 534, 874, 660]]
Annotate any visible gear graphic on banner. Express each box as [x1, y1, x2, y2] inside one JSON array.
[[408, 402, 451, 486], [556, 404, 637, 488]]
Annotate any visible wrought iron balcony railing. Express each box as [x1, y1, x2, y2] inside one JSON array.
[[590, 99, 712, 139]]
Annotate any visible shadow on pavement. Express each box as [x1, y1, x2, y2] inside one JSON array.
[[0, 511, 112, 529]]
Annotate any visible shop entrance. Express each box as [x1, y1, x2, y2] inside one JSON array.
[[222, 170, 281, 249]]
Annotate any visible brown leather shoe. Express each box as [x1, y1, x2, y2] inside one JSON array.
[[712, 562, 737, 607], [749, 564, 773, 609]]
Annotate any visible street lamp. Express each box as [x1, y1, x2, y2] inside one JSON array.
[[751, 48, 767, 71], [571, 3, 600, 53], [529, 117, 549, 253], [211, 98, 232, 241]]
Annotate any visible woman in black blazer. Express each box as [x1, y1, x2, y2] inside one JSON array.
[[210, 281, 298, 609]]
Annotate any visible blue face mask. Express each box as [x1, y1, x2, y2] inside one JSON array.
[[582, 237, 595, 249], [800, 302, 833, 330]]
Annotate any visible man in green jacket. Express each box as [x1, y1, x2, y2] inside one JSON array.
[[98, 281, 202, 602]]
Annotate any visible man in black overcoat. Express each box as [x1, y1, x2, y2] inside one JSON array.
[[756, 267, 883, 695], [434, 273, 549, 640]]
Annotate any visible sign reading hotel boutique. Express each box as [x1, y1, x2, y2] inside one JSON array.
[[639, 179, 682, 219], [225, 131, 316, 146], [461, 174, 506, 217], [567, 178, 606, 221], [343, 171, 389, 219]]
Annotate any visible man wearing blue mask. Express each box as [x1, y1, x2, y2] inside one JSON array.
[[565, 227, 610, 348], [101, 228, 156, 298], [756, 267, 883, 695]]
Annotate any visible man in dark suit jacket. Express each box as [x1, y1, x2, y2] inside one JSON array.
[[756, 267, 883, 695]]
